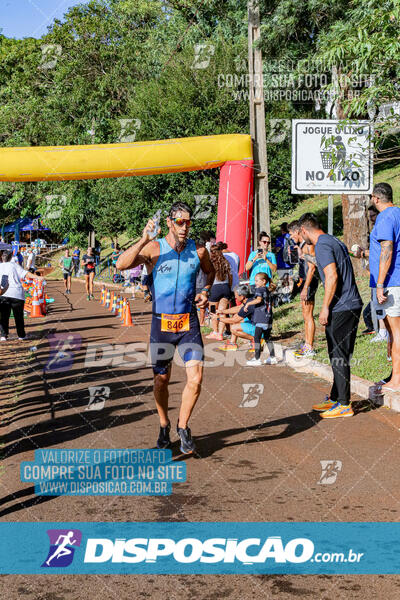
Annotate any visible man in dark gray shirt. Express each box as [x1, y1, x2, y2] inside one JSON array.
[[298, 213, 362, 419]]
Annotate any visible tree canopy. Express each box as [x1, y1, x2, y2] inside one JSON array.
[[0, 0, 399, 243]]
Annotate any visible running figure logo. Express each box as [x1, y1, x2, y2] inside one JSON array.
[[240, 384, 264, 408], [86, 386, 110, 411], [42, 529, 82, 568], [318, 460, 342, 485], [44, 333, 82, 373]]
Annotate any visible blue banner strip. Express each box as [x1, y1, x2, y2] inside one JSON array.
[[0, 522, 399, 574]]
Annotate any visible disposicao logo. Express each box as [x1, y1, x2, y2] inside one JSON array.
[[42, 529, 82, 568], [83, 536, 314, 564]]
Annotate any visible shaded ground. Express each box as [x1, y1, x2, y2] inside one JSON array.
[[0, 280, 399, 598]]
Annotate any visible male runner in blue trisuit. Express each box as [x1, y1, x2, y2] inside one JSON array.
[[117, 202, 214, 453]]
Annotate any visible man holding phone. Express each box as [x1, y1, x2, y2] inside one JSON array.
[[245, 231, 277, 294]]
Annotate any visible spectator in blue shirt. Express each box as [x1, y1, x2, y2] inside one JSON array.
[[274, 222, 293, 277], [245, 231, 277, 293], [369, 183, 400, 393]]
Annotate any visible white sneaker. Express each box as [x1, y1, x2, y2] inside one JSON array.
[[370, 333, 388, 343], [0, 336, 6, 341], [246, 358, 262, 366], [264, 356, 278, 365]]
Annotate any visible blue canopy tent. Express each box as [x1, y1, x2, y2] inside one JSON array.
[[3, 217, 50, 244]]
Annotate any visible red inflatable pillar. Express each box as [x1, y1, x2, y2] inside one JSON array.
[[216, 159, 254, 275]]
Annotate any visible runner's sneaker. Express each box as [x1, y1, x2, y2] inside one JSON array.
[[264, 356, 278, 365], [87, 294, 90, 301], [90, 294, 94, 300], [246, 357, 262, 366], [312, 396, 335, 412], [320, 402, 354, 419], [177, 425, 196, 454], [0, 337, 6, 341], [157, 421, 171, 449]]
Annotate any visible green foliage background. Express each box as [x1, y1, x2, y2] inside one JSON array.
[[0, 0, 399, 244]]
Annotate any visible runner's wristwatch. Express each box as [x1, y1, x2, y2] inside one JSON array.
[[376, 284, 384, 288]]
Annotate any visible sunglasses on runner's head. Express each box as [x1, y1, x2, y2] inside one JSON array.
[[172, 218, 191, 227]]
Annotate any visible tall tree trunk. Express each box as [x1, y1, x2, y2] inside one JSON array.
[[336, 76, 369, 274], [341, 194, 369, 274]]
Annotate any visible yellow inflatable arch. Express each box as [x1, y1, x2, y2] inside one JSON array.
[[0, 133, 254, 270]]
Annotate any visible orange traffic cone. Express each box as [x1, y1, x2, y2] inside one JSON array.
[[30, 289, 44, 318], [122, 300, 134, 327], [108, 291, 114, 311], [105, 289, 111, 308]]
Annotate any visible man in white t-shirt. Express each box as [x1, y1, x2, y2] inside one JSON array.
[[0, 250, 43, 340]]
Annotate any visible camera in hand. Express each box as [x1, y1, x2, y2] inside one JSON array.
[[0, 274, 8, 290]]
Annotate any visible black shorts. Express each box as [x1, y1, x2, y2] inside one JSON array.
[[209, 283, 231, 303], [150, 310, 204, 375], [63, 272, 72, 280], [305, 278, 319, 302], [84, 268, 95, 276]]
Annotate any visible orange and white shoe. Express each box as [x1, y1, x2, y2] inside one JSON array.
[[320, 402, 354, 419], [312, 396, 335, 412]]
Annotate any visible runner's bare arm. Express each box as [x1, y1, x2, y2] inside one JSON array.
[[197, 246, 215, 288], [195, 247, 215, 309], [116, 219, 160, 272]]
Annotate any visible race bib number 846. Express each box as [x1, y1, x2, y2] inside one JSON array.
[[161, 313, 190, 333]]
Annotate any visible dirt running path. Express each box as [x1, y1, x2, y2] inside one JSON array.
[[1, 281, 399, 598]]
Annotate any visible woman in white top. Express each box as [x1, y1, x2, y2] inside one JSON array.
[[0, 250, 43, 340]]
